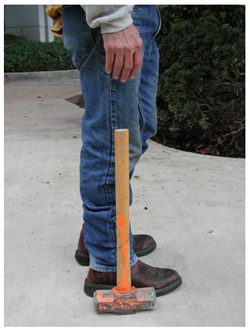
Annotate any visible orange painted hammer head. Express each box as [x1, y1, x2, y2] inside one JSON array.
[[93, 286, 156, 315]]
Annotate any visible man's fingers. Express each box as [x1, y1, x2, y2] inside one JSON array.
[[105, 48, 142, 83], [129, 49, 143, 80], [103, 24, 143, 82], [105, 50, 115, 74], [119, 51, 133, 83], [112, 52, 124, 80]]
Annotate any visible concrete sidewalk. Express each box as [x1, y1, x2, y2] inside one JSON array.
[[4, 72, 245, 326]]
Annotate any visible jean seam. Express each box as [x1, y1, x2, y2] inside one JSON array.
[[77, 30, 96, 70], [105, 75, 118, 205], [138, 93, 144, 132]]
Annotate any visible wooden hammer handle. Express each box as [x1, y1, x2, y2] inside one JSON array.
[[115, 129, 131, 293]]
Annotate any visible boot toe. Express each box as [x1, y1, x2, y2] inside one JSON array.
[[131, 260, 182, 296]]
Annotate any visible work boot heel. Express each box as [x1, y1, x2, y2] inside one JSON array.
[[75, 250, 90, 266]]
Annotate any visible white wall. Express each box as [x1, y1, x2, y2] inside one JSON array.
[[4, 5, 54, 42]]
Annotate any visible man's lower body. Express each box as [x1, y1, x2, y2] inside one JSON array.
[[62, 5, 182, 297]]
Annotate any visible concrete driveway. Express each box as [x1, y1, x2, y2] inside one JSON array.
[[4, 71, 245, 326]]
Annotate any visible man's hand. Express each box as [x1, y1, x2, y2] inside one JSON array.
[[102, 24, 143, 83]]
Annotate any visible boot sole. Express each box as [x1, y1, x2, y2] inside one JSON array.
[[84, 276, 182, 298], [75, 250, 90, 266], [75, 242, 157, 266], [136, 241, 157, 257]]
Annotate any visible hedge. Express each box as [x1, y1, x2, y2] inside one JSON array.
[[155, 5, 245, 157], [4, 34, 75, 72]]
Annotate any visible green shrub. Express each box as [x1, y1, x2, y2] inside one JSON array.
[[4, 34, 75, 72], [156, 6, 245, 157]]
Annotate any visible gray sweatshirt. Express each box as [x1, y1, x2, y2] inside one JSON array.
[[81, 5, 134, 33]]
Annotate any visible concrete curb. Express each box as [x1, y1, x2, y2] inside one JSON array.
[[4, 69, 80, 83], [64, 90, 84, 104]]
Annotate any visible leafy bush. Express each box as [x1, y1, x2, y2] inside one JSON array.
[[4, 34, 75, 72], [156, 5, 245, 157]]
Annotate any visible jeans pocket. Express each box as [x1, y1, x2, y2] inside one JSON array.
[[152, 6, 162, 40], [62, 5, 95, 70]]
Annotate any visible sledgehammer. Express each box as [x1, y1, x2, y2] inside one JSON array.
[[93, 129, 156, 315]]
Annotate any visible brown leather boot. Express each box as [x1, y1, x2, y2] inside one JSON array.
[[84, 260, 182, 297], [75, 223, 157, 266]]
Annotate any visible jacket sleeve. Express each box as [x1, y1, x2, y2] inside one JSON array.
[[81, 5, 134, 33]]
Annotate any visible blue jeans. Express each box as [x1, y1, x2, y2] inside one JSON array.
[[62, 5, 160, 272]]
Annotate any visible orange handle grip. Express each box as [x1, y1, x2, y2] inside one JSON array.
[[115, 129, 131, 293]]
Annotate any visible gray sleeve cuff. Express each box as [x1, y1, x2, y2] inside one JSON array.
[[81, 5, 134, 33], [100, 13, 133, 33]]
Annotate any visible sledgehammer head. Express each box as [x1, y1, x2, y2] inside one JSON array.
[[93, 286, 156, 315]]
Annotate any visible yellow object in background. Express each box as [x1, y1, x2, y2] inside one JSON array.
[[46, 5, 63, 37]]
